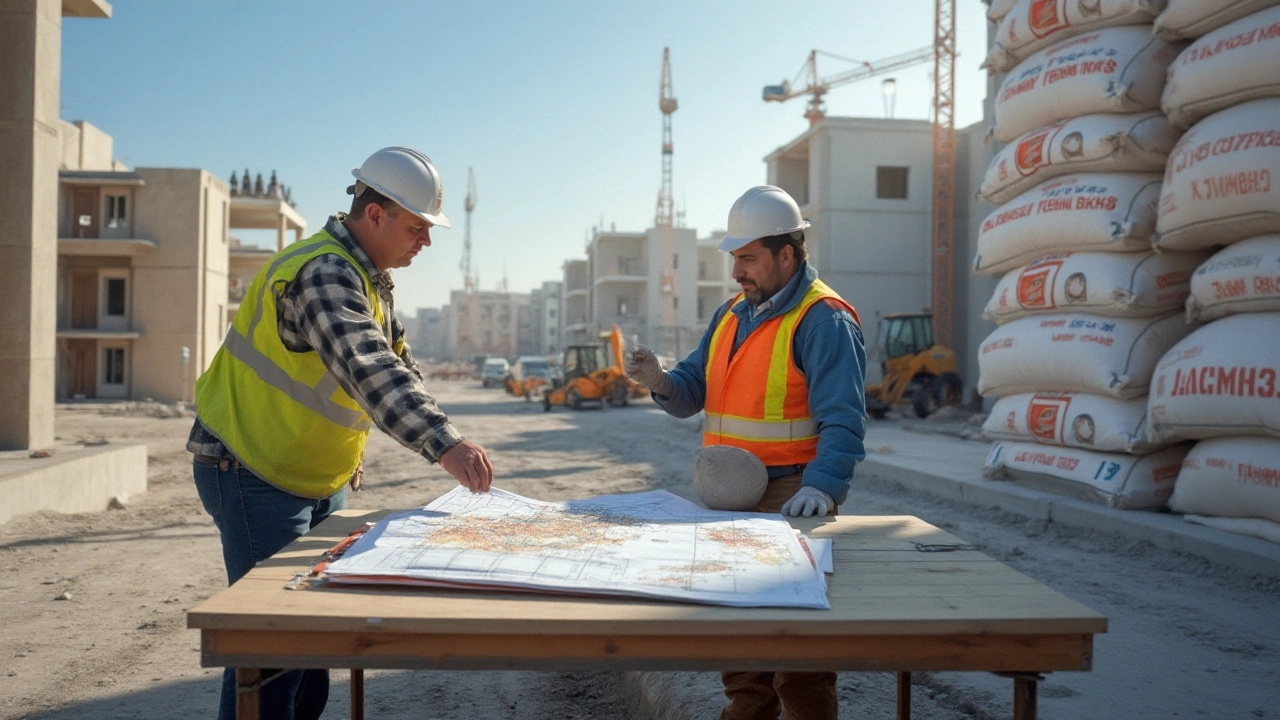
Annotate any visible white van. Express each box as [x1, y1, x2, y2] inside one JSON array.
[[480, 357, 510, 388]]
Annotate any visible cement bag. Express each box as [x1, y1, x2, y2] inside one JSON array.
[[984, 440, 1187, 508], [1183, 514, 1280, 543], [975, 173, 1163, 275], [1163, 6, 1280, 128], [979, 112, 1180, 205], [1172, 436, 1280, 525], [1186, 235, 1280, 320], [993, 26, 1181, 143], [978, 311, 1193, 398], [984, 250, 1204, 324], [985, 0, 1167, 73], [1156, 99, 1280, 250], [983, 392, 1165, 452], [1155, 0, 1280, 40], [1148, 312, 1280, 440], [990, 0, 1020, 22]]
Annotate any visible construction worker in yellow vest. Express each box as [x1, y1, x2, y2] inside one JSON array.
[[188, 147, 493, 720], [627, 185, 867, 720]]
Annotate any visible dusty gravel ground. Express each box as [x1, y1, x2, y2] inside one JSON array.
[[2, 382, 1278, 719]]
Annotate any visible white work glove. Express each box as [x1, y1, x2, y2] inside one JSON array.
[[780, 486, 835, 517], [625, 345, 673, 396]]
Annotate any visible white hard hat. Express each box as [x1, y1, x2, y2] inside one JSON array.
[[349, 146, 452, 229], [718, 185, 809, 253]]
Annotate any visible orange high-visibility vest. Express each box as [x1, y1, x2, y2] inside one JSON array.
[[703, 278, 858, 466]]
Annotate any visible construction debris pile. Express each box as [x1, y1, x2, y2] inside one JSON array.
[[974, 0, 1280, 544]]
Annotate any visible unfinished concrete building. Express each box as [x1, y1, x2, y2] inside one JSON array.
[[54, 123, 306, 403]]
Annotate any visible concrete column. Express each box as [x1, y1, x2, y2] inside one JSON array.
[[0, 0, 61, 450], [277, 213, 286, 251]]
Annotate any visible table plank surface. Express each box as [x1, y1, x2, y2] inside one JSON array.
[[188, 509, 1106, 673]]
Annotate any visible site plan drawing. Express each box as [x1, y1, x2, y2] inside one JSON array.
[[321, 486, 830, 608]]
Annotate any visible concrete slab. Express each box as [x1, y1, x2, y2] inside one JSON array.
[[0, 441, 147, 526]]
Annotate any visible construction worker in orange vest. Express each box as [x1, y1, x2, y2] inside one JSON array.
[[626, 185, 867, 720]]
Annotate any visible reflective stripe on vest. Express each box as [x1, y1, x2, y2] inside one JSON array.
[[194, 230, 385, 498], [702, 278, 855, 466]]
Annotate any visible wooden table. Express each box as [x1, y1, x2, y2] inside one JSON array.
[[187, 510, 1106, 720]]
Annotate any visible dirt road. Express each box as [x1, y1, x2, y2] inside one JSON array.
[[2, 382, 1277, 719]]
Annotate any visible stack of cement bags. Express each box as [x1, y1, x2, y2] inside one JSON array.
[[1144, 0, 1280, 543], [975, 0, 1204, 508]]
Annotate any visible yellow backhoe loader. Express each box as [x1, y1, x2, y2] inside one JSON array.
[[542, 325, 642, 411], [864, 311, 963, 419]]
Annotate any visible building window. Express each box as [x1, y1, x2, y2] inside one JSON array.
[[673, 297, 679, 310], [673, 254, 679, 270], [617, 297, 629, 316], [103, 347, 125, 385], [105, 195, 127, 228], [698, 261, 707, 280], [876, 167, 909, 199], [105, 278, 126, 316]]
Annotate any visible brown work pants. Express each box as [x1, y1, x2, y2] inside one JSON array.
[[719, 473, 839, 720]]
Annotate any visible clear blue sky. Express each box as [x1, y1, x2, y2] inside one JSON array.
[[62, 1, 991, 312]]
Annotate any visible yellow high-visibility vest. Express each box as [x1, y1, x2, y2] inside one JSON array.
[[195, 229, 391, 498]]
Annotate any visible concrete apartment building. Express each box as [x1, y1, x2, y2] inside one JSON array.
[[694, 230, 737, 333], [447, 290, 530, 361], [561, 259, 591, 347], [764, 116, 996, 390], [553, 228, 736, 358], [54, 121, 306, 403], [403, 307, 448, 362], [531, 280, 563, 356], [56, 120, 230, 402], [581, 226, 736, 356]]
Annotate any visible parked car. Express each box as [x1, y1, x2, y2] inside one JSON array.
[[480, 357, 510, 388]]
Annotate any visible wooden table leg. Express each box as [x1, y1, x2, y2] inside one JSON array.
[[351, 668, 364, 720], [1013, 675, 1038, 720], [896, 671, 911, 720], [235, 668, 261, 720]]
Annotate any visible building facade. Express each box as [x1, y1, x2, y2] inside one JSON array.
[[56, 121, 228, 402], [54, 120, 304, 403], [561, 259, 591, 347], [404, 307, 448, 363], [534, 280, 562, 356], [447, 290, 530, 361]]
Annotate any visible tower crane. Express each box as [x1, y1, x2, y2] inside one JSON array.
[[932, 0, 957, 348], [761, 0, 957, 347], [461, 167, 477, 293], [763, 46, 934, 127], [655, 47, 677, 352]]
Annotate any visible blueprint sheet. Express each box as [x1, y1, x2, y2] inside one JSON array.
[[322, 486, 830, 609]]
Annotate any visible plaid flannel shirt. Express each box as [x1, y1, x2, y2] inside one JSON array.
[[187, 214, 464, 464]]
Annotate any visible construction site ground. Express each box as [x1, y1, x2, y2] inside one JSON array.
[[1, 382, 1278, 720]]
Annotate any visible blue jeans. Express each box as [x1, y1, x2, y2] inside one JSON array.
[[194, 457, 347, 720]]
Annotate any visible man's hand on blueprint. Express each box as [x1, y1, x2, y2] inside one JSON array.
[[780, 486, 835, 517], [440, 440, 494, 493]]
